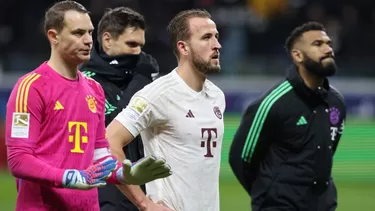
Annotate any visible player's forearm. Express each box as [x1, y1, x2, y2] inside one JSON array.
[[229, 147, 253, 195], [106, 121, 149, 208], [107, 141, 148, 208], [229, 121, 255, 195], [102, 154, 150, 210], [105, 146, 130, 185], [107, 120, 135, 160], [109, 142, 127, 161], [107, 124, 131, 170], [7, 146, 65, 187], [229, 140, 245, 179], [115, 183, 148, 209]]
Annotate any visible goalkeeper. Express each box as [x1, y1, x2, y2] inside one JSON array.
[[5, 1, 171, 211]]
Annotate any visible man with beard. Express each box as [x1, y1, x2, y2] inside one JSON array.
[[229, 22, 346, 211], [79, 7, 161, 211], [106, 9, 226, 211]]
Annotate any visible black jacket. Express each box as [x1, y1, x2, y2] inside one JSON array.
[[79, 41, 159, 211], [229, 67, 346, 211]]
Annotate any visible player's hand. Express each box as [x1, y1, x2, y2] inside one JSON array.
[[139, 197, 175, 211], [120, 155, 172, 185], [62, 158, 117, 190]]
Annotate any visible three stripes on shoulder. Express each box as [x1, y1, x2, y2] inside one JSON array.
[[241, 81, 293, 163]]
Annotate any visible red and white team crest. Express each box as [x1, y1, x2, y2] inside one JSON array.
[[213, 106, 222, 119]]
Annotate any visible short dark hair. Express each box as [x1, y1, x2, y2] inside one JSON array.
[[167, 9, 211, 59], [285, 22, 326, 53], [97, 7, 145, 43], [44, 0, 88, 35]]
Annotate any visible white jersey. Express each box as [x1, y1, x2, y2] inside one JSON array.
[[115, 69, 225, 211]]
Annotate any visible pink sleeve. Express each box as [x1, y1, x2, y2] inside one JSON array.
[[6, 75, 65, 187], [6, 74, 43, 148], [95, 84, 109, 149]]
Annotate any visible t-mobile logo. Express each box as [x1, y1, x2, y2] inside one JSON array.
[[201, 128, 218, 158]]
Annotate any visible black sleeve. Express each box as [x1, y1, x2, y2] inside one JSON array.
[[332, 92, 347, 154], [229, 99, 275, 195], [100, 73, 151, 127], [117, 52, 159, 109], [117, 73, 152, 109]]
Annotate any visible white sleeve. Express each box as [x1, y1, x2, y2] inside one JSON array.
[[114, 93, 165, 137], [221, 91, 226, 113], [93, 148, 111, 162]]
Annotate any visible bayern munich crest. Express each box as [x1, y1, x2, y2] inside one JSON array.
[[213, 106, 222, 119], [329, 107, 340, 125]]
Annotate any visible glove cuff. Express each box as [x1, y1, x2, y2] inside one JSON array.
[[116, 167, 127, 184], [62, 169, 80, 188]]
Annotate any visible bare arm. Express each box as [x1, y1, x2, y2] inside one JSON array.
[[107, 119, 134, 161], [107, 92, 173, 210], [106, 119, 149, 209]]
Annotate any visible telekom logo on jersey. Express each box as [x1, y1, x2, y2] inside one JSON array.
[[201, 128, 218, 158], [68, 121, 88, 153]]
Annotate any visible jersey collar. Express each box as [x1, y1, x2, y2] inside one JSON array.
[[286, 66, 330, 105]]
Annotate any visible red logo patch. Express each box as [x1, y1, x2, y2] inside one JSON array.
[[213, 106, 222, 119]]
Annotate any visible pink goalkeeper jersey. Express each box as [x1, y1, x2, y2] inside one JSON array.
[[5, 62, 108, 210]]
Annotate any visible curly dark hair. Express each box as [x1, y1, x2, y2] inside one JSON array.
[[285, 22, 326, 53]]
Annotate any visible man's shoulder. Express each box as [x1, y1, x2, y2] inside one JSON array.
[[205, 79, 225, 98], [329, 85, 346, 110], [80, 72, 102, 88], [80, 70, 116, 93], [329, 85, 344, 101], [8, 65, 49, 112], [135, 71, 179, 101], [246, 80, 294, 114], [257, 80, 293, 101], [14, 64, 49, 90], [79, 72, 106, 99]]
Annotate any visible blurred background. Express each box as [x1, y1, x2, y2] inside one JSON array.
[[0, 0, 374, 210]]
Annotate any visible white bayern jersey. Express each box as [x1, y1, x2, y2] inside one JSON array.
[[115, 69, 225, 211]]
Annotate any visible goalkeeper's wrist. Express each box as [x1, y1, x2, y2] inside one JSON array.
[[108, 161, 136, 184], [116, 167, 126, 184], [52, 168, 67, 188], [105, 161, 127, 185], [61, 169, 80, 188]]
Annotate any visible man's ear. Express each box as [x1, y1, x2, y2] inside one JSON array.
[[177, 41, 189, 56], [291, 49, 304, 63], [102, 32, 112, 50], [47, 29, 59, 45]]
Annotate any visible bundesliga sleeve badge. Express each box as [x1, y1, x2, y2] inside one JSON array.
[[11, 112, 30, 138]]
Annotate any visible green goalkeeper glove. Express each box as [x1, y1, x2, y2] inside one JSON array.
[[116, 155, 172, 185]]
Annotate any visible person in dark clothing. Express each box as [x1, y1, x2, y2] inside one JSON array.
[[229, 22, 346, 211], [80, 7, 159, 211]]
